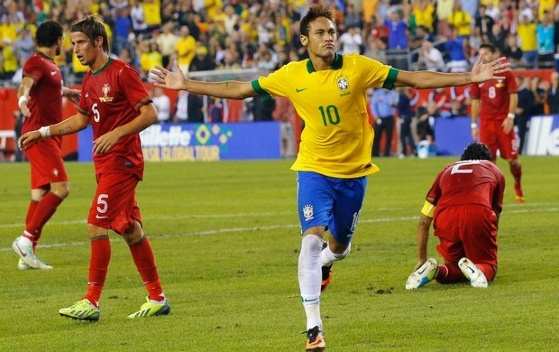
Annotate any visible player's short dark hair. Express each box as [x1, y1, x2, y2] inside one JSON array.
[[71, 15, 110, 52], [35, 20, 63, 47], [299, 5, 334, 36], [479, 43, 496, 53], [461, 143, 492, 161]]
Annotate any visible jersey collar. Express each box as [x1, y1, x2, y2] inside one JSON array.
[[306, 53, 343, 73], [92, 57, 112, 76]]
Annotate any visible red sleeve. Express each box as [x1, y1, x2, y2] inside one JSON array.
[[506, 71, 518, 94], [469, 82, 480, 99], [492, 168, 505, 214], [78, 76, 90, 116], [118, 65, 151, 111], [426, 169, 444, 205], [22, 56, 44, 82]]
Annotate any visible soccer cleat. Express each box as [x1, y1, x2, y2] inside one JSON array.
[[17, 258, 30, 270], [12, 236, 52, 270], [514, 195, 525, 203], [305, 326, 326, 351], [405, 258, 439, 290], [320, 265, 333, 292], [127, 297, 171, 319], [458, 257, 488, 288], [59, 299, 100, 321]]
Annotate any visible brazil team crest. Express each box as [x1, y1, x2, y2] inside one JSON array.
[[303, 204, 314, 222], [337, 77, 349, 91]]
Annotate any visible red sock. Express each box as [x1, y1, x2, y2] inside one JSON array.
[[25, 200, 39, 229], [476, 263, 497, 282], [85, 238, 111, 306], [129, 237, 164, 301], [509, 162, 523, 197], [26, 192, 63, 245], [436, 263, 466, 284]]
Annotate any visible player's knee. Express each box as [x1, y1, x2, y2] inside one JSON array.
[[300, 234, 324, 256], [303, 226, 327, 237], [87, 224, 108, 240], [122, 222, 144, 245], [51, 182, 70, 199], [30, 188, 46, 202]]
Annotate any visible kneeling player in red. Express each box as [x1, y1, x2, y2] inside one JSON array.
[[19, 16, 169, 321], [406, 143, 505, 289]]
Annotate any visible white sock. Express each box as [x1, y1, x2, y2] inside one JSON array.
[[320, 243, 351, 267], [298, 234, 323, 330]]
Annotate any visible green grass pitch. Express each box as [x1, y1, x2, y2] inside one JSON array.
[[0, 157, 558, 351]]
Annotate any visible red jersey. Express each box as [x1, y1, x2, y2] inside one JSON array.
[[22, 53, 63, 139], [470, 71, 517, 120], [78, 58, 151, 179], [426, 160, 505, 215]]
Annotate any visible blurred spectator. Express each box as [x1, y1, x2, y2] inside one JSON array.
[[489, 23, 507, 54], [531, 77, 546, 116], [537, 11, 555, 66], [252, 94, 276, 121], [385, 8, 408, 50], [14, 26, 34, 64], [130, 0, 148, 33], [339, 26, 363, 54], [114, 7, 132, 54], [152, 87, 171, 122], [516, 76, 534, 153], [418, 40, 446, 71], [190, 46, 216, 72], [502, 34, 523, 66], [428, 87, 453, 118], [139, 41, 162, 77], [156, 22, 178, 68], [445, 26, 468, 72], [518, 14, 538, 67], [413, 0, 435, 33], [371, 88, 398, 157], [415, 106, 435, 143], [176, 25, 196, 73], [475, 4, 494, 40], [397, 87, 417, 157], [449, 1, 472, 38], [547, 71, 559, 114]]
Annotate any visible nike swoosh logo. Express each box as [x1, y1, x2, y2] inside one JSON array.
[[15, 243, 27, 257], [468, 267, 475, 274], [296, 88, 307, 93]]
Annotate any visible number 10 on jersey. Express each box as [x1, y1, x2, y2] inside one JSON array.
[[319, 105, 341, 126]]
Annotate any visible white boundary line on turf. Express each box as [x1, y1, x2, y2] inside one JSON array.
[[0, 208, 557, 253]]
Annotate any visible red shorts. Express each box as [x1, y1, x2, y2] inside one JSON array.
[[479, 119, 518, 160], [434, 205, 498, 266], [25, 139, 68, 189], [87, 172, 142, 234]]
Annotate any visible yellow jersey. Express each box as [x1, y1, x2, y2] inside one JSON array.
[[252, 54, 398, 178]]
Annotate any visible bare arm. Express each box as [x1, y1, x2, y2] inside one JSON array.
[[62, 86, 81, 105], [395, 57, 510, 89], [416, 214, 433, 266], [471, 98, 480, 141], [502, 93, 518, 133], [149, 66, 256, 99], [17, 77, 34, 116], [93, 103, 157, 154], [18, 112, 89, 149]]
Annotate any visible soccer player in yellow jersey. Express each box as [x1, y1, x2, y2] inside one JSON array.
[[150, 5, 509, 351]]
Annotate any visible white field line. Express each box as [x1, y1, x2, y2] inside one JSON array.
[[0, 208, 557, 253]]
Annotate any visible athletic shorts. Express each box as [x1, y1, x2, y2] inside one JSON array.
[[87, 172, 142, 234], [297, 171, 367, 245], [479, 119, 518, 160], [434, 205, 498, 266], [25, 139, 68, 189]]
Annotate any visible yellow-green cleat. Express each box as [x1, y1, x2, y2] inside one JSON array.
[[59, 299, 100, 321], [128, 297, 171, 319]]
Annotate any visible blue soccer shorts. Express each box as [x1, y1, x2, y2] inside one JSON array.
[[297, 171, 367, 245]]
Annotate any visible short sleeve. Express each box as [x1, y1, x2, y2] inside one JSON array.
[[506, 72, 518, 94], [426, 170, 444, 205], [22, 56, 44, 82], [251, 64, 290, 97], [470, 82, 480, 99], [78, 76, 90, 116], [357, 55, 398, 90], [118, 65, 152, 111]]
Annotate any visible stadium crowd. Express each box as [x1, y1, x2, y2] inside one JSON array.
[[1, 0, 558, 156]]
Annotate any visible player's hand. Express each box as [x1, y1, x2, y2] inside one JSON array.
[[148, 65, 187, 90], [501, 117, 514, 134], [18, 96, 31, 117], [63, 88, 81, 105], [18, 130, 42, 150], [93, 129, 122, 154], [470, 56, 510, 83]]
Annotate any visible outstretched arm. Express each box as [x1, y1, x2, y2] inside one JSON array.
[[396, 57, 510, 89], [19, 112, 89, 149], [149, 66, 256, 99]]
